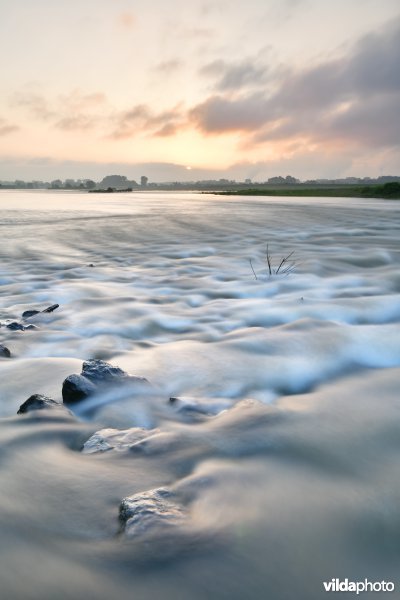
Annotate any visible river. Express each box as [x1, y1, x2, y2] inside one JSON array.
[[0, 190, 399, 599]]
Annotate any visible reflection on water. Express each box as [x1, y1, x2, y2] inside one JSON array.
[[0, 191, 399, 599]]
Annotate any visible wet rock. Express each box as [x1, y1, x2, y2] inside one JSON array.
[[82, 426, 158, 454], [5, 321, 38, 331], [0, 344, 11, 358], [17, 394, 62, 414], [42, 304, 59, 313], [62, 359, 149, 405], [62, 374, 97, 404], [119, 488, 185, 537], [22, 304, 59, 319], [6, 322, 26, 331], [81, 359, 130, 384]]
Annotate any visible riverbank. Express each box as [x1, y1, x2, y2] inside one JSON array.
[[212, 181, 400, 199]]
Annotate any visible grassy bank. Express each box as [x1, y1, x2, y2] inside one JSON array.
[[213, 182, 400, 199]]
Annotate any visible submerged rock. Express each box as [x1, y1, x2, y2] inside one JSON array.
[[0, 345, 11, 358], [62, 359, 149, 405], [17, 394, 63, 414], [119, 488, 185, 537], [22, 310, 40, 319], [168, 396, 232, 419]]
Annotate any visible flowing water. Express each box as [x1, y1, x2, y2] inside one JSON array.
[[0, 190, 399, 599]]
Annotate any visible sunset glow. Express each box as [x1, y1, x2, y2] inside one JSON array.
[[0, 0, 399, 181]]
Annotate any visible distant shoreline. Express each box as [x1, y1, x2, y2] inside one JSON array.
[[209, 182, 400, 200]]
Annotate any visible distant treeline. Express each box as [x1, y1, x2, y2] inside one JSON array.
[[1, 175, 400, 195]]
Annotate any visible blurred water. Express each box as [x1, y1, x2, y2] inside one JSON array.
[[0, 190, 399, 599]]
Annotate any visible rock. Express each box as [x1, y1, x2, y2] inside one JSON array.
[[81, 359, 129, 384], [42, 304, 59, 313], [119, 488, 185, 537], [5, 321, 38, 331], [22, 310, 40, 318], [82, 427, 157, 454], [0, 344, 11, 358], [62, 359, 149, 405], [22, 304, 59, 319], [17, 394, 62, 414], [62, 374, 97, 404], [6, 322, 26, 331]]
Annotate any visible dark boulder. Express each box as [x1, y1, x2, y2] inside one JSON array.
[[7, 322, 26, 331], [17, 394, 61, 414], [0, 344, 11, 358], [6, 321, 38, 331], [62, 359, 149, 405], [62, 374, 97, 404], [42, 304, 59, 313], [81, 359, 129, 384]]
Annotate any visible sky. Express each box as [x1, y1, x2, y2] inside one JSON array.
[[0, 0, 399, 182]]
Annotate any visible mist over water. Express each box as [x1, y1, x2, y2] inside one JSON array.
[[0, 190, 399, 599]]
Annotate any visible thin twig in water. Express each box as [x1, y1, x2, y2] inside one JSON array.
[[249, 258, 258, 280], [275, 251, 295, 274], [264, 246, 297, 277], [250, 246, 296, 280], [266, 244, 273, 275]]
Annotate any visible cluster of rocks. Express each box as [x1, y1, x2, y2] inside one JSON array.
[[62, 359, 149, 405], [22, 304, 59, 319], [0, 303, 60, 357], [13, 357, 231, 543], [16, 358, 149, 416], [3, 322, 38, 332]]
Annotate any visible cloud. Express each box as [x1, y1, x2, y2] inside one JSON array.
[[189, 17, 400, 151], [153, 59, 183, 74], [13, 93, 54, 121], [13, 89, 109, 132], [110, 104, 185, 139], [11, 86, 184, 140], [190, 93, 270, 133], [322, 94, 400, 147], [200, 59, 269, 91], [6, 17, 400, 159], [0, 118, 19, 136]]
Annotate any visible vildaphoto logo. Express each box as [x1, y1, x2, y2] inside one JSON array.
[[323, 579, 395, 594]]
